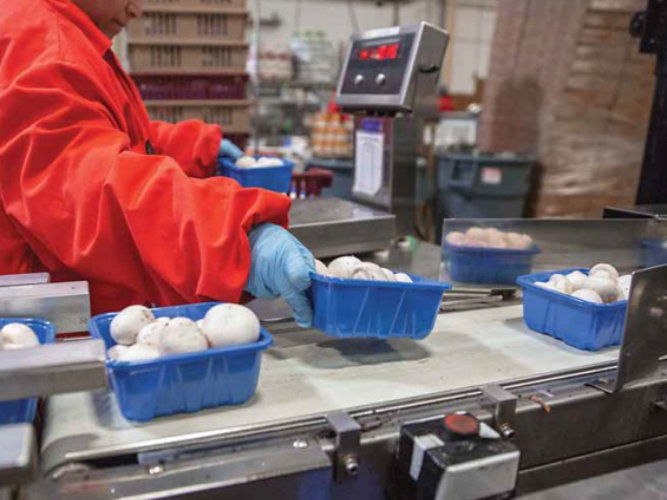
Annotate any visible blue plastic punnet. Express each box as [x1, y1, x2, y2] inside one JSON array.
[[0, 318, 56, 425], [309, 273, 450, 339], [444, 242, 540, 284], [218, 156, 295, 193], [517, 268, 627, 351], [89, 302, 273, 422]]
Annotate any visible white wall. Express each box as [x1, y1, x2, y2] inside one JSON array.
[[249, 0, 497, 94], [446, 0, 497, 94]]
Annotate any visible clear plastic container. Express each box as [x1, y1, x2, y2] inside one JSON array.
[[218, 156, 295, 193], [517, 268, 627, 351], [309, 273, 450, 339], [0, 318, 56, 425], [89, 302, 273, 422]]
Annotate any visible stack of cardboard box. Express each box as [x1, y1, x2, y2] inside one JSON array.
[[479, 0, 653, 216], [127, 0, 251, 146]]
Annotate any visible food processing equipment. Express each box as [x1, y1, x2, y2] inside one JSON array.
[[0, 219, 664, 499]]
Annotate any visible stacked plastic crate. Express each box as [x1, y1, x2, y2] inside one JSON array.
[[127, 0, 250, 147]]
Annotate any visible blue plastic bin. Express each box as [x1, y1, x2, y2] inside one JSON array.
[[640, 238, 667, 267], [309, 273, 450, 339], [517, 268, 627, 351], [218, 156, 295, 193], [444, 243, 540, 285], [0, 318, 56, 425], [89, 302, 273, 422]]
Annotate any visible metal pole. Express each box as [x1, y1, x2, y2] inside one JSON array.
[[636, 49, 667, 204], [392, 1, 400, 25], [253, 0, 261, 153]]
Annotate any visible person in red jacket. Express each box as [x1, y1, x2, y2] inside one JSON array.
[[0, 0, 315, 326]]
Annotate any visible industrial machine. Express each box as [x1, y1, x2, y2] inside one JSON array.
[[0, 218, 664, 499]]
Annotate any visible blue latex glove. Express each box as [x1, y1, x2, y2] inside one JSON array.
[[219, 138, 244, 160], [245, 223, 316, 327]]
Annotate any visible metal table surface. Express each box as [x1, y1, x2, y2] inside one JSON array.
[[288, 197, 396, 258], [41, 305, 618, 473]]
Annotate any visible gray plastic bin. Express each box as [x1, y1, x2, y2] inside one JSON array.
[[435, 152, 534, 238]]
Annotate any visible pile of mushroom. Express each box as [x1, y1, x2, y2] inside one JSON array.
[[235, 155, 284, 168], [315, 256, 413, 283], [108, 304, 261, 362], [445, 227, 534, 250], [0, 323, 39, 350], [535, 263, 631, 304]]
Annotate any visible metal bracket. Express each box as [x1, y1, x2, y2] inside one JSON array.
[[0, 424, 36, 487], [0, 339, 107, 401], [482, 385, 517, 439], [325, 411, 361, 482]]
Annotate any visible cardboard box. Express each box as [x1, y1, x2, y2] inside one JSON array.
[[128, 42, 248, 73], [145, 99, 251, 132], [143, 0, 246, 10], [127, 10, 247, 41]]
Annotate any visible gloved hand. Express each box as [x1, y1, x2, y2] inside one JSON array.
[[245, 223, 315, 327], [219, 138, 244, 160]]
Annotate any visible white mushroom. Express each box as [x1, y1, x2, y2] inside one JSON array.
[[196, 319, 204, 330], [465, 227, 486, 241], [582, 276, 619, 303], [548, 274, 573, 294], [351, 262, 387, 281], [0, 323, 39, 349], [158, 317, 208, 355], [505, 232, 525, 249], [445, 231, 466, 246], [589, 263, 619, 283], [315, 259, 330, 276], [571, 288, 603, 304], [394, 273, 413, 283], [519, 234, 534, 249], [136, 317, 170, 348], [381, 268, 397, 281], [566, 271, 587, 291], [110, 305, 155, 346], [536, 281, 558, 291], [108, 344, 129, 361], [256, 157, 284, 167], [328, 256, 362, 279], [118, 343, 160, 362], [201, 304, 260, 348], [235, 155, 256, 168]]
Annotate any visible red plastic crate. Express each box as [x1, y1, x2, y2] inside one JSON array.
[[133, 74, 247, 100], [290, 168, 333, 197]]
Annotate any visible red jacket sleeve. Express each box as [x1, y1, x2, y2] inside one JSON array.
[[0, 61, 290, 312], [149, 119, 222, 178]]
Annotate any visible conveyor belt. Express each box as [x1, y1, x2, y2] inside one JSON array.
[[41, 305, 618, 472]]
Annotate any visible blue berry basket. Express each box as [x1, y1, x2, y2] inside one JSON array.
[[0, 318, 56, 425], [444, 242, 541, 285], [309, 273, 450, 339], [517, 268, 627, 351], [89, 302, 273, 422], [218, 156, 295, 193]]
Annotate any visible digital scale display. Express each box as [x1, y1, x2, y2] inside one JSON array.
[[357, 43, 400, 61]]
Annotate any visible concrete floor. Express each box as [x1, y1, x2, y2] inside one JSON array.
[[523, 459, 667, 500]]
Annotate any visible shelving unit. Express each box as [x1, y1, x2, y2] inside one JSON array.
[[126, 0, 251, 146]]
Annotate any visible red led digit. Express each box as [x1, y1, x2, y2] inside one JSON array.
[[387, 43, 399, 59], [359, 49, 370, 60], [377, 44, 388, 60]]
